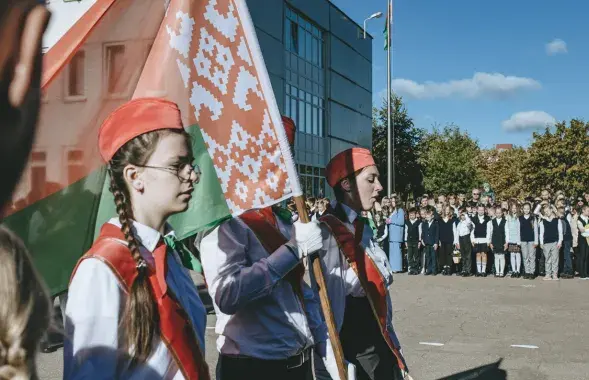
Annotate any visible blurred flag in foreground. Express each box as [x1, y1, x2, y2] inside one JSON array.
[[2, 0, 301, 295]]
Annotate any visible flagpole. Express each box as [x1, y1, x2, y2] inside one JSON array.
[[293, 196, 348, 379], [387, 0, 393, 196]]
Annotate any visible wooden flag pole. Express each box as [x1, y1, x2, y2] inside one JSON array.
[[293, 195, 347, 380]]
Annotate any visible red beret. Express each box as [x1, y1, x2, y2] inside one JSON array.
[[98, 98, 183, 162], [281, 115, 296, 146], [326, 147, 376, 188]]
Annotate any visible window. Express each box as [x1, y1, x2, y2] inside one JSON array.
[[66, 149, 85, 184], [284, 7, 325, 138], [30, 151, 47, 201], [298, 164, 326, 198], [104, 44, 129, 97], [285, 84, 324, 136], [65, 50, 85, 100]]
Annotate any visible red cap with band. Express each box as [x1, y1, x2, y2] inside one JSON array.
[[98, 98, 184, 162], [325, 147, 376, 188], [281, 115, 296, 146]]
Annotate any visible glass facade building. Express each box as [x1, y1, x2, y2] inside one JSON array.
[[248, 0, 373, 198]]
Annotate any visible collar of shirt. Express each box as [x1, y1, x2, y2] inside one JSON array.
[[108, 218, 175, 260], [495, 217, 503, 223], [338, 202, 359, 225], [477, 215, 486, 222]]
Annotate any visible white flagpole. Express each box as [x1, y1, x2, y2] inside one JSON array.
[[387, 0, 393, 195]]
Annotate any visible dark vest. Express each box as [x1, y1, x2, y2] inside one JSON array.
[[405, 220, 420, 242], [543, 218, 559, 244], [438, 218, 455, 244], [421, 220, 438, 246], [561, 218, 573, 241], [473, 216, 489, 238], [519, 215, 535, 242], [491, 218, 507, 247]]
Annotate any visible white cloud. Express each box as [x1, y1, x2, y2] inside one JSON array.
[[502, 111, 556, 132], [391, 72, 541, 99], [545, 39, 567, 55]]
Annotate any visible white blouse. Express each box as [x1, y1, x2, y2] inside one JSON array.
[[64, 219, 207, 379]]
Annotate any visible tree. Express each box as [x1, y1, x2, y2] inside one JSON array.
[[417, 125, 481, 195], [479, 147, 528, 200], [523, 119, 589, 197], [372, 94, 424, 200]]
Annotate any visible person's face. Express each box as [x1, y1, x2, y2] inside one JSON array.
[[501, 201, 508, 210], [558, 209, 565, 218], [421, 197, 428, 206], [317, 202, 325, 213], [481, 196, 489, 205], [459, 211, 466, 220], [458, 194, 465, 202], [420, 210, 426, 219], [438, 195, 446, 204], [582, 207, 589, 217], [449, 196, 456, 205], [472, 189, 481, 200], [523, 204, 531, 215], [467, 206, 472, 213], [541, 190, 550, 201], [409, 212, 416, 220], [390, 197, 397, 208], [375, 213, 382, 223], [511, 204, 518, 214], [426, 212, 433, 221], [128, 133, 197, 218], [382, 197, 390, 207], [495, 208, 503, 218], [0, 4, 51, 209], [584, 193, 589, 203], [345, 165, 383, 212], [436, 203, 443, 214], [477, 206, 485, 216], [487, 208, 495, 217], [544, 206, 554, 218]]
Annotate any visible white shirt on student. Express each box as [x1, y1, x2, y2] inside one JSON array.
[[199, 215, 325, 360], [316, 201, 394, 332], [454, 216, 474, 245], [470, 215, 492, 244], [64, 219, 207, 380]]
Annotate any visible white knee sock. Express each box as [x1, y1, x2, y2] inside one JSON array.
[[515, 253, 521, 272]]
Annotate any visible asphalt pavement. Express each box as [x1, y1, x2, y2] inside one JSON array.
[[38, 273, 589, 380]]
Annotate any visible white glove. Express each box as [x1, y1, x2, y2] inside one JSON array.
[[316, 340, 356, 380], [291, 220, 323, 259]]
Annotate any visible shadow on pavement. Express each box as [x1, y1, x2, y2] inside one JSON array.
[[437, 359, 506, 380]]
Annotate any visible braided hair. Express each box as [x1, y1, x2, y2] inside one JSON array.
[[0, 226, 51, 380], [107, 127, 190, 364]]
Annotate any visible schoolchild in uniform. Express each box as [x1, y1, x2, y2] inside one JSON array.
[[506, 203, 522, 278], [404, 208, 421, 275], [558, 206, 574, 278], [471, 205, 492, 277], [64, 98, 210, 379], [438, 205, 456, 275], [199, 117, 341, 380], [419, 206, 439, 276], [455, 207, 474, 276], [490, 206, 508, 277], [519, 202, 538, 279], [539, 204, 563, 281], [316, 148, 411, 380]]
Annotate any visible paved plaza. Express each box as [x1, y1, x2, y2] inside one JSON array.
[[38, 274, 589, 380]]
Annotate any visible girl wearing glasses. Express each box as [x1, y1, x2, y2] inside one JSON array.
[[64, 98, 209, 379]]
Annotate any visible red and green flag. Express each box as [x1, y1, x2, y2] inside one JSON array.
[[1, 0, 302, 296]]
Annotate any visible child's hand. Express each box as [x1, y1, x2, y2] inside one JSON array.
[[418, 242, 422, 248], [433, 244, 438, 250], [456, 243, 460, 249], [490, 243, 494, 250], [504, 243, 508, 251], [540, 244, 544, 249]]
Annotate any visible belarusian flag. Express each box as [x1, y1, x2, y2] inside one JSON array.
[[1, 0, 302, 296]]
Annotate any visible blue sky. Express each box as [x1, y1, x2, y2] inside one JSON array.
[[331, 0, 589, 147]]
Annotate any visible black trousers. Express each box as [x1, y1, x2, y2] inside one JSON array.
[[407, 241, 420, 271], [217, 353, 312, 380], [577, 238, 589, 278], [340, 296, 403, 380], [438, 243, 454, 271], [459, 236, 472, 274]]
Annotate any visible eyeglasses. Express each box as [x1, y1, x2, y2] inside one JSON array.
[[472, 192, 480, 196], [137, 162, 201, 183]]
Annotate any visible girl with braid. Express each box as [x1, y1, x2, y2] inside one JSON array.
[[64, 98, 210, 379]]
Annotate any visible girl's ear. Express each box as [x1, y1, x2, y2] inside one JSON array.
[[123, 165, 144, 192]]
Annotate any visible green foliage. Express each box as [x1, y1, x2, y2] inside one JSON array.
[[417, 125, 481, 194], [479, 147, 528, 200], [372, 94, 424, 199], [522, 119, 589, 197]]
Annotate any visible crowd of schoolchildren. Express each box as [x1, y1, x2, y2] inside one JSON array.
[[305, 189, 589, 280]]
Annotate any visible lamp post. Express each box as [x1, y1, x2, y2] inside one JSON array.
[[363, 12, 383, 39]]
